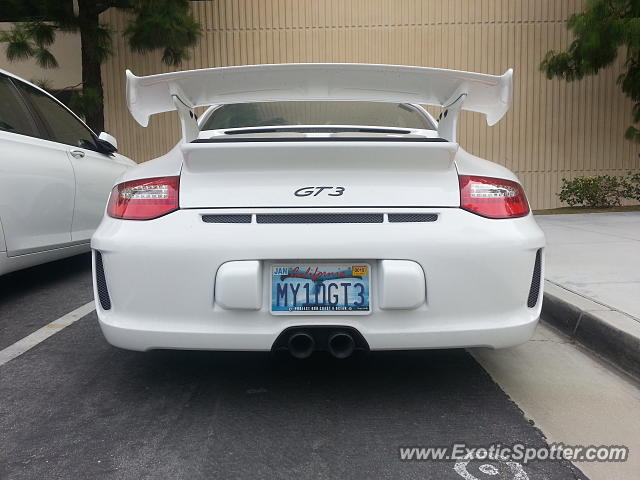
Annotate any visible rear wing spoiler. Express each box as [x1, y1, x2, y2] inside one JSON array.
[[126, 63, 513, 142]]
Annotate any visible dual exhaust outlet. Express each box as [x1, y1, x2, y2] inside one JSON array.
[[274, 327, 368, 359], [289, 331, 354, 359]]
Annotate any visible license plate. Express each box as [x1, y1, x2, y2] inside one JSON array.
[[271, 263, 371, 315]]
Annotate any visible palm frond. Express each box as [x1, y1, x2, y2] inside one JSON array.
[[34, 47, 59, 68]]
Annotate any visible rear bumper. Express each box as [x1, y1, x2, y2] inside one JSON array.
[[92, 208, 545, 351], [98, 313, 539, 352]]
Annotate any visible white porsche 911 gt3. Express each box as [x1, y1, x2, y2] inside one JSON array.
[[92, 63, 545, 358]]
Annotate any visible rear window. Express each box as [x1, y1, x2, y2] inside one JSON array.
[[202, 101, 434, 131]]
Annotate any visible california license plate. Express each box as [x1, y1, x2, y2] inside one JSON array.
[[271, 263, 371, 315]]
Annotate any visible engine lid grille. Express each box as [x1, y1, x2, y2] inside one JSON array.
[[201, 213, 438, 224]]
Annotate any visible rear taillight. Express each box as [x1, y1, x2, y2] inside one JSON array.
[[107, 176, 179, 220], [459, 175, 529, 219]]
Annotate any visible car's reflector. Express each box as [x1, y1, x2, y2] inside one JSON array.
[[459, 175, 529, 219], [107, 176, 179, 220]]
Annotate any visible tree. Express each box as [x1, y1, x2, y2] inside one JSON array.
[[541, 0, 640, 141], [0, 0, 201, 132]]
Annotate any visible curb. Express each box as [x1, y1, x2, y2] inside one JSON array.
[[541, 281, 640, 380]]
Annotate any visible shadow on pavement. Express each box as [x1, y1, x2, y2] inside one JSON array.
[[0, 252, 93, 349], [0, 252, 92, 301], [1, 313, 587, 479]]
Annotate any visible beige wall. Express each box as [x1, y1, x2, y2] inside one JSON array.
[[101, 0, 640, 209], [0, 23, 81, 89]]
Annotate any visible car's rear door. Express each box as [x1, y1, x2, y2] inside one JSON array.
[[0, 74, 75, 255], [16, 82, 127, 243]]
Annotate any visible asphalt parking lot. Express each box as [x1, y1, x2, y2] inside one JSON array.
[[0, 255, 595, 479]]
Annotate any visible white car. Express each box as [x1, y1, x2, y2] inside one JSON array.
[[92, 64, 545, 357], [0, 69, 135, 275]]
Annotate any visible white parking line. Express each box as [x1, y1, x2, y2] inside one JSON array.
[[0, 301, 96, 367]]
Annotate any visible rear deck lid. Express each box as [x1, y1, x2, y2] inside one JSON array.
[[179, 139, 460, 208]]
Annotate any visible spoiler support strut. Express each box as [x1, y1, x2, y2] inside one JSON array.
[[173, 96, 199, 143]]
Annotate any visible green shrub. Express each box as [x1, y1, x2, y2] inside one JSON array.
[[623, 172, 640, 202], [558, 175, 628, 208]]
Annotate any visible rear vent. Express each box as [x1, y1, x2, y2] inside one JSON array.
[[388, 213, 438, 223], [257, 213, 384, 224], [202, 214, 252, 223], [201, 213, 439, 224], [94, 251, 111, 311], [527, 249, 542, 308]]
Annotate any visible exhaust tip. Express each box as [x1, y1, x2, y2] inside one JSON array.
[[271, 326, 369, 358], [287, 332, 315, 359], [327, 332, 355, 359]]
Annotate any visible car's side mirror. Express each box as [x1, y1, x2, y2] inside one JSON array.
[[97, 131, 118, 153]]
